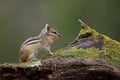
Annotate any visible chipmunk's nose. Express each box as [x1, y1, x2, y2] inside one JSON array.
[[45, 24, 49, 27], [57, 33, 62, 37]]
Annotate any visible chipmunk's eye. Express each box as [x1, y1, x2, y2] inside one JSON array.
[[51, 31, 57, 34]]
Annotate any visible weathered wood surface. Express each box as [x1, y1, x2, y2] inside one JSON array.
[[0, 56, 120, 80]]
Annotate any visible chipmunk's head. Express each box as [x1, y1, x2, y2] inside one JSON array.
[[44, 24, 62, 40]]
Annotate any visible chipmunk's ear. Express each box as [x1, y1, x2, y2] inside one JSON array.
[[45, 24, 50, 32], [78, 19, 89, 29]]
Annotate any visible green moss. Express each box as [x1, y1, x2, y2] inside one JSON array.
[[57, 46, 120, 67], [57, 47, 100, 59], [93, 34, 120, 67], [19, 60, 41, 68], [99, 36, 120, 67]]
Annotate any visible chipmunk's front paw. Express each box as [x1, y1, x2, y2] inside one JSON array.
[[50, 52, 56, 56]]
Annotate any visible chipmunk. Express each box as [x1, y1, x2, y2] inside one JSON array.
[[19, 24, 62, 62]]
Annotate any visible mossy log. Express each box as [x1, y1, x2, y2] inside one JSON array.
[[0, 19, 120, 80], [0, 56, 120, 80]]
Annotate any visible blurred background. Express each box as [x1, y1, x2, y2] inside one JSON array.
[[0, 0, 120, 63]]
